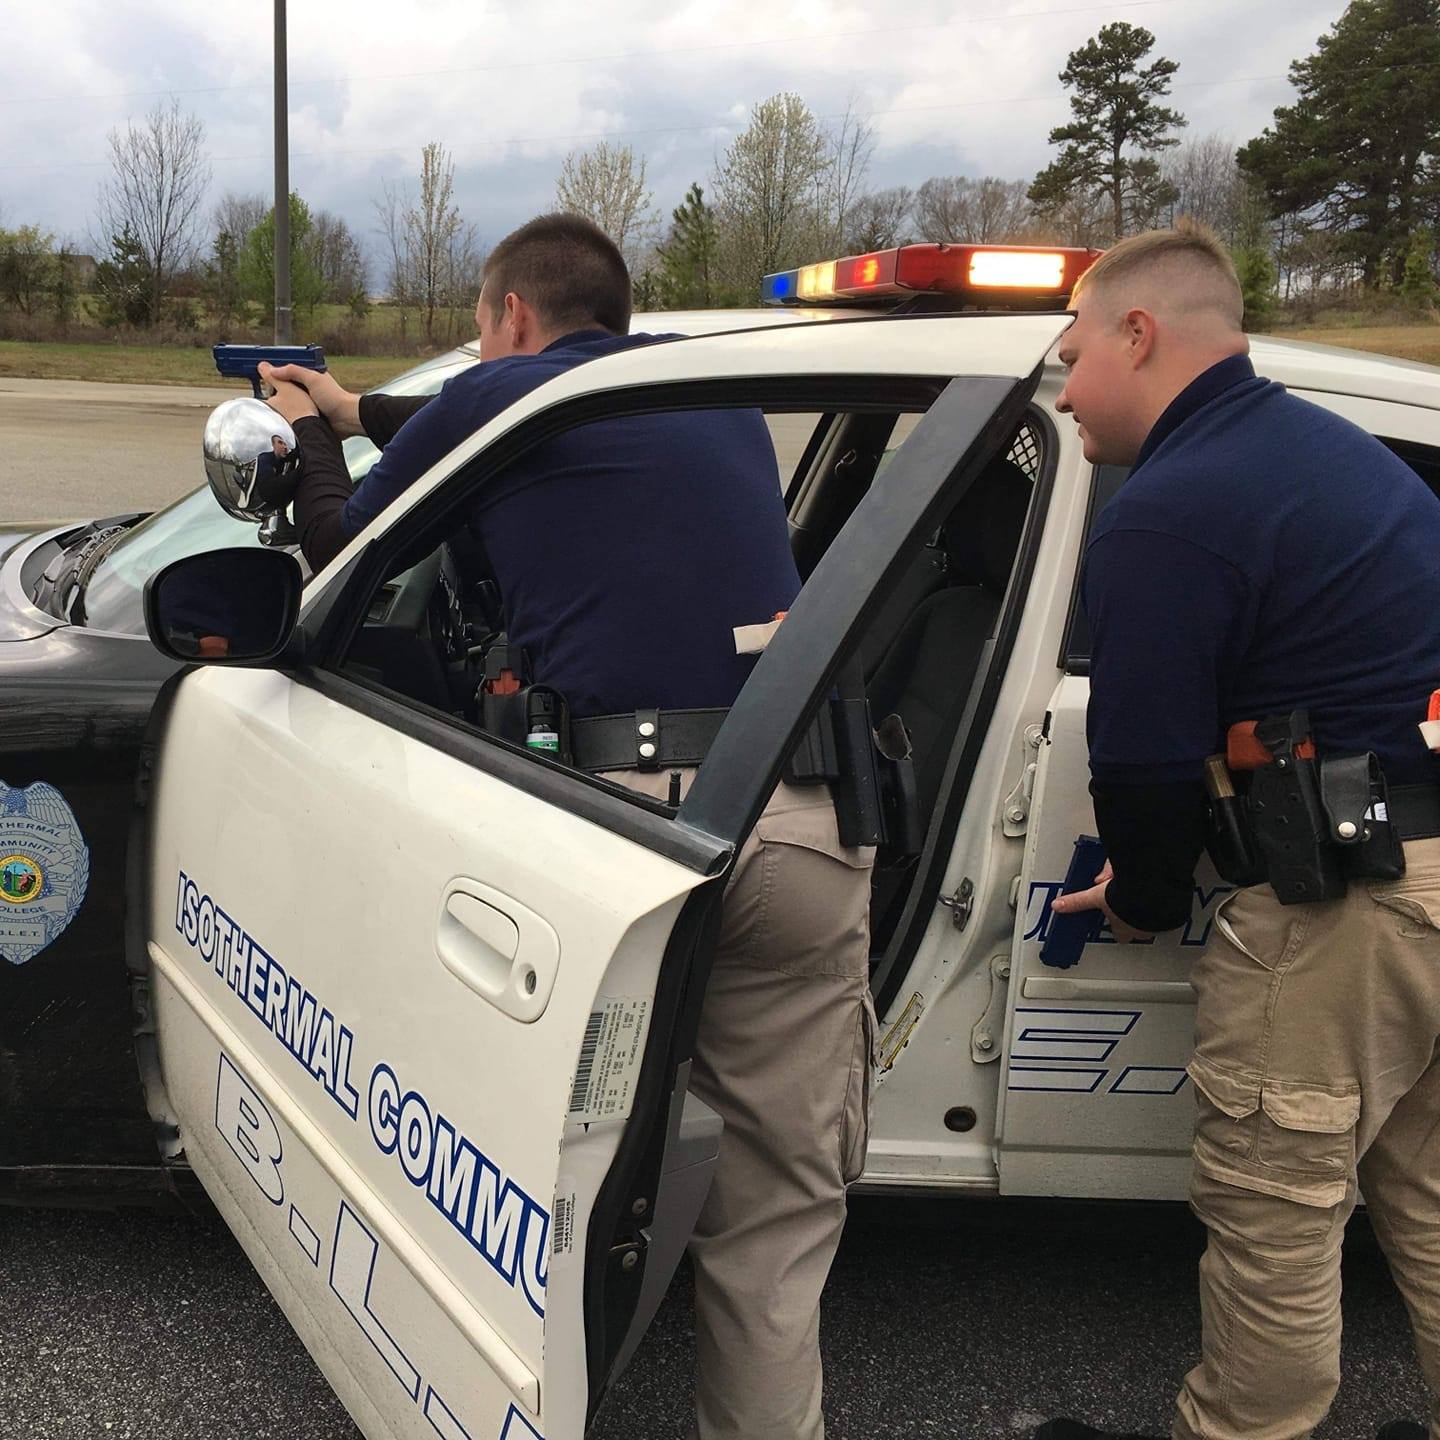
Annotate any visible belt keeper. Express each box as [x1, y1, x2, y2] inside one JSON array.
[[635, 707, 661, 771]]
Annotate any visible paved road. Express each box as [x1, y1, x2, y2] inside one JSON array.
[[0, 1198, 1426, 1439], [0, 379, 819, 528], [0, 379, 235, 525]]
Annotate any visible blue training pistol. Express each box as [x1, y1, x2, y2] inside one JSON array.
[[213, 343, 327, 399]]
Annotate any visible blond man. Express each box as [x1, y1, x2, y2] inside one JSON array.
[[1038, 221, 1440, 1440]]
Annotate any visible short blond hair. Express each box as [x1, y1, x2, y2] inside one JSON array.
[[1074, 218, 1243, 329]]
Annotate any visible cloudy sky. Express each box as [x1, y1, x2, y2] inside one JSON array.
[[1, 0, 1349, 269]]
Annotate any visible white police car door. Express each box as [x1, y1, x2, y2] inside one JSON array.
[[995, 671, 1216, 1202], [995, 457, 1217, 1203], [138, 315, 1070, 1440]]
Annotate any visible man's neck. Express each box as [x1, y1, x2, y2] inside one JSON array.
[[1130, 349, 1256, 470]]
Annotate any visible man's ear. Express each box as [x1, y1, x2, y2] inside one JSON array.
[[503, 291, 524, 343], [1122, 307, 1157, 368]]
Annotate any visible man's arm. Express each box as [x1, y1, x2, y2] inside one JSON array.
[[272, 365, 519, 572], [290, 416, 355, 569], [358, 392, 431, 448], [1082, 527, 1252, 932], [260, 361, 434, 450]]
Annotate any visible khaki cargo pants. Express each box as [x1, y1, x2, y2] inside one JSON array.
[[608, 771, 876, 1440], [1175, 837, 1440, 1440]]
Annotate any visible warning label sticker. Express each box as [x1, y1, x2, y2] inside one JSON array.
[[566, 996, 651, 1124]]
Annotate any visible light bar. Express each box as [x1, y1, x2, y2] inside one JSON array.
[[761, 242, 1102, 306], [968, 249, 1067, 289]]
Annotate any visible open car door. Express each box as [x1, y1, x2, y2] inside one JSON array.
[[134, 314, 1070, 1439], [995, 671, 1224, 1201]]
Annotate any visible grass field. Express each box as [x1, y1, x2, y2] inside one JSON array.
[[0, 318, 1436, 388], [1264, 323, 1440, 367], [0, 341, 424, 389]]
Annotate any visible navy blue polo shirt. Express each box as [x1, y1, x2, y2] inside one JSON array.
[[1085, 353, 1440, 787], [340, 330, 800, 718]]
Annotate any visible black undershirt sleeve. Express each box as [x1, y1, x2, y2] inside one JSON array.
[[291, 415, 354, 572], [358, 392, 431, 448], [292, 395, 435, 573], [1091, 778, 1209, 933]]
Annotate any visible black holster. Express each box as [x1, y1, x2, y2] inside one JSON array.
[[1241, 710, 1344, 904], [481, 683, 572, 764], [785, 696, 922, 854], [1319, 752, 1406, 882], [1210, 710, 1406, 905], [476, 636, 572, 763]]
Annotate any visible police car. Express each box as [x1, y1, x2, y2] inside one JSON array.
[[6, 243, 1440, 1439]]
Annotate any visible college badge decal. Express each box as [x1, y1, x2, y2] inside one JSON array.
[[0, 781, 89, 966]]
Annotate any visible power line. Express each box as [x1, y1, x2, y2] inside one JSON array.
[[0, 0, 1341, 109]]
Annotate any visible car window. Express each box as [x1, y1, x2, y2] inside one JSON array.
[[1060, 463, 1129, 671], [334, 402, 831, 723], [80, 352, 478, 635]]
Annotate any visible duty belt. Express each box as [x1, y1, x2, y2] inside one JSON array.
[[1389, 783, 1440, 841], [571, 707, 728, 773]]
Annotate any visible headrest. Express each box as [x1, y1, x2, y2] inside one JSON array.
[[941, 456, 1033, 593]]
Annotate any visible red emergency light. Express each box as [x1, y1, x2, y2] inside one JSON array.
[[762, 243, 1103, 306]]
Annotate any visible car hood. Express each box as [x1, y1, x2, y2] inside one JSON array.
[[0, 525, 64, 640], [0, 525, 37, 569]]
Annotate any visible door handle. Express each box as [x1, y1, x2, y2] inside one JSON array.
[[436, 880, 560, 1023]]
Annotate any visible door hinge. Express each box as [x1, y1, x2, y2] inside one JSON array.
[[938, 877, 974, 929], [970, 952, 1013, 1064], [1000, 722, 1046, 836]]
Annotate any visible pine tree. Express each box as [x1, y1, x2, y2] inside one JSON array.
[[206, 230, 244, 330], [1231, 182, 1279, 331], [1238, 0, 1440, 288], [1399, 226, 1438, 308], [1028, 23, 1186, 242], [93, 229, 154, 328], [655, 183, 724, 309]]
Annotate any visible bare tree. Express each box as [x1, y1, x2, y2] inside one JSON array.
[[842, 187, 913, 253], [970, 177, 1033, 242], [911, 176, 971, 240], [554, 143, 658, 270], [1022, 185, 1110, 247], [713, 93, 831, 294], [377, 144, 483, 343], [96, 98, 210, 323], [212, 191, 267, 250], [911, 176, 1032, 242], [307, 210, 368, 305], [817, 103, 876, 250], [375, 178, 412, 310], [1161, 132, 1245, 242], [410, 142, 463, 344]]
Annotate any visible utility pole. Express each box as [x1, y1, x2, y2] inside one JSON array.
[[273, 0, 292, 342]]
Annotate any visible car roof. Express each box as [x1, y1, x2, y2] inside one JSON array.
[[1247, 334, 1440, 412], [442, 306, 861, 362], [429, 309, 1440, 415]]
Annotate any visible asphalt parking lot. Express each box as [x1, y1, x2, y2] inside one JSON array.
[[0, 1197, 1427, 1439], [0, 379, 235, 525]]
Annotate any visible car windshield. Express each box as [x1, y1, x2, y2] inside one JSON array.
[[80, 350, 479, 635]]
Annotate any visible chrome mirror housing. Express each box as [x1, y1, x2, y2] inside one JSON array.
[[203, 398, 303, 522]]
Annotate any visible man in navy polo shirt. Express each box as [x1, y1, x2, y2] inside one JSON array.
[[1035, 223, 1440, 1440], [263, 215, 875, 1440]]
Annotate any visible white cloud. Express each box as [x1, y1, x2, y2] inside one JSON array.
[[0, 0, 1349, 261]]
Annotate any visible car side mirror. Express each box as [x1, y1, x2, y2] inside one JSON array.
[[144, 547, 303, 665]]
